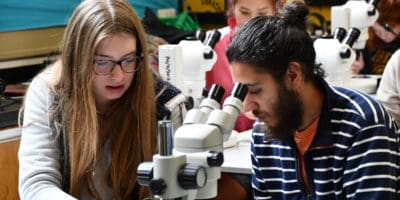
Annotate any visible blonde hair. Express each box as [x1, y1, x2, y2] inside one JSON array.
[[53, 0, 156, 198]]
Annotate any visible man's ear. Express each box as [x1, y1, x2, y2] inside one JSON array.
[[285, 62, 302, 89]]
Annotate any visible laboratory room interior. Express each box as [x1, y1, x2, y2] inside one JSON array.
[[0, 0, 397, 200]]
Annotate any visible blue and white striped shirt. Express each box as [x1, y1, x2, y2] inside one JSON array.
[[251, 80, 399, 200]]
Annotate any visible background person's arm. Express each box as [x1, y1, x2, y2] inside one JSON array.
[[376, 50, 400, 126]]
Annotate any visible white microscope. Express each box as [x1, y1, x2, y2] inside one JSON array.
[[158, 30, 221, 108], [137, 83, 248, 200], [330, 0, 379, 50], [314, 0, 380, 86], [314, 27, 360, 85]]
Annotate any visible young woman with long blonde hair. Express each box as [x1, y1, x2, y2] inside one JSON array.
[[18, 0, 186, 199]]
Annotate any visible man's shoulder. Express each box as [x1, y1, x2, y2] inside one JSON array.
[[331, 86, 380, 110], [329, 86, 396, 129]]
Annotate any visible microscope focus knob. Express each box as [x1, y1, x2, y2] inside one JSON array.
[[137, 162, 154, 186], [207, 151, 224, 167], [178, 164, 207, 189], [367, 0, 379, 16], [339, 47, 352, 59], [149, 179, 167, 195]]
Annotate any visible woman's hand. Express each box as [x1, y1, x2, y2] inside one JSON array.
[[351, 52, 365, 74]]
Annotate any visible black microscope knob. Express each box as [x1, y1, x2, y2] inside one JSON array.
[[149, 179, 167, 195], [178, 164, 207, 189], [137, 162, 153, 186], [207, 151, 224, 167]]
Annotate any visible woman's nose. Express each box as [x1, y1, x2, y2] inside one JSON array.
[[110, 64, 124, 81]]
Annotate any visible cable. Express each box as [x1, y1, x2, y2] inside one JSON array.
[[0, 78, 6, 97], [0, 96, 22, 110]]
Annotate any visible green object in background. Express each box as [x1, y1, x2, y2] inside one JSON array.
[[159, 11, 200, 31]]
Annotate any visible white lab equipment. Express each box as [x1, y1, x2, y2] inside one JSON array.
[[314, 27, 360, 86], [137, 83, 247, 200], [331, 0, 379, 50], [158, 30, 221, 108]]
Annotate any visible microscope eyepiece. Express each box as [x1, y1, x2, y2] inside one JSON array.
[[204, 30, 222, 48], [333, 27, 347, 42], [208, 84, 225, 104], [203, 30, 222, 59], [343, 27, 361, 48], [231, 83, 248, 101], [196, 29, 206, 42]]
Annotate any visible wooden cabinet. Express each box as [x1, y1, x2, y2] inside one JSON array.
[[0, 137, 20, 200]]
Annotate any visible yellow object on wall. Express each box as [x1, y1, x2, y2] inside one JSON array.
[[309, 5, 331, 22], [183, 0, 226, 13], [308, 5, 331, 35], [0, 27, 64, 61]]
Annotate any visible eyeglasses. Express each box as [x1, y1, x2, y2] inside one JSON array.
[[380, 22, 400, 40], [93, 55, 143, 76]]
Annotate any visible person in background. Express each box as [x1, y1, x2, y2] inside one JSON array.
[[227, 1, 399, 199], [207, 1, 286, 199], [376, 49, 400, 126], [206, 0, 284, 133], [146, 34, 168, 71], [351, 0, 400, 75], [18, 0, 186, 199]]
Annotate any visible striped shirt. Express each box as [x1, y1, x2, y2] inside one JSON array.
[[251, 79, 400, 200]]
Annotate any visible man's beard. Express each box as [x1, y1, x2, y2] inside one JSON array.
[[254, 84, 303, 143]]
